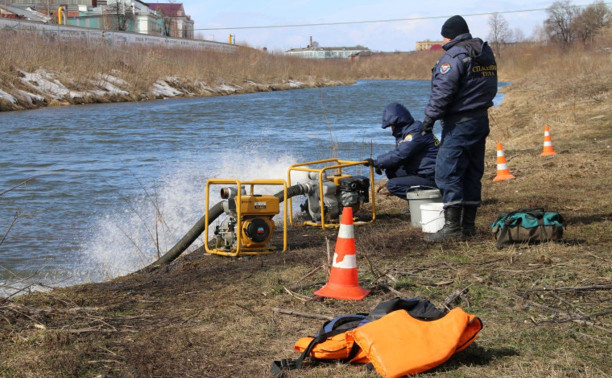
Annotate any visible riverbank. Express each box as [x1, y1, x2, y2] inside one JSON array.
[[0, 68, 349, 112], [0, 32, 441, 112], [1, 37, 611, 376]]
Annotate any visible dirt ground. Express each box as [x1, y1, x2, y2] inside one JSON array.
[[1, 52, 611, 377]]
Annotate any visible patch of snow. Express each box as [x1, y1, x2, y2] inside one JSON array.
[[19, 69, 83, 100], [0, 88, 16, 104], [287, 80, 304, 88], [151, 80, 183, 97], [87, 89, 110, 97], [14, 89, 45, 104], [195, 81, 215, 93], [216, 83, 241, 93], [96, 73, 127, 87], [90, 75, 129, 97]]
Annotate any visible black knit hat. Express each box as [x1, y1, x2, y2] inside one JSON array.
[[441, 15, 469, 39]]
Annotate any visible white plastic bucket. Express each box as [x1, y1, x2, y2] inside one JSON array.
[[420, 202, 445, 233], [405, 189, 442, 228]]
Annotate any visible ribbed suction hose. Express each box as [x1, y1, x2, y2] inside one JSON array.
[[143, 183, 309, 270]]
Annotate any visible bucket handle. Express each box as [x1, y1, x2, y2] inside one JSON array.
[[420, 209, 445, 226]]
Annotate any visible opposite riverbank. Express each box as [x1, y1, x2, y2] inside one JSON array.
[[0, 32, 442, 112]]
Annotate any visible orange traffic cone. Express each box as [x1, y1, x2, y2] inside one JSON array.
[[540, 125, 557, 157], [314, 207, 370, 301], [493, 142, 515, 182]]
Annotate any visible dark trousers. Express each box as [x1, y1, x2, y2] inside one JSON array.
[[435, 116, 490, 208], [386, 167, 436, 200]]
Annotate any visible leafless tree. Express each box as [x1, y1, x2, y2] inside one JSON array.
[[488, 12, 512, 56], [545, 0, 580, 46], [530, 24, 548, 42], [573, 1, 611, 44], [103, 1, 135, 32], [512, 27, 526, 43]]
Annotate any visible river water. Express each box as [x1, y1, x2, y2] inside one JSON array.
[[0, 80, 506, 293]]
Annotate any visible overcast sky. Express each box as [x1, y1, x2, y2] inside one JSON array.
[[171, 0, 579, 52]]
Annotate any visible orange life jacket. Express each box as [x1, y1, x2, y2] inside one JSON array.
[[293, 307, 481, 376], [348, 307, 482, 377], [294, 333, 369, 363]]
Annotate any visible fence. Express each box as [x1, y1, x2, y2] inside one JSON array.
[[0, 18, 237, 53]]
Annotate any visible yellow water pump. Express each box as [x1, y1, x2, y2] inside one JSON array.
[[204, 179, 287, 256]]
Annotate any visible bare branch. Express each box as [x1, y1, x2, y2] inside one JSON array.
[[0, 211, 20, 248], [0, 177, 34, 197]]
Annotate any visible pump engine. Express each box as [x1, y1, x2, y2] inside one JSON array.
[[300, 172, 370, 222], [213, 187, 279, 251]]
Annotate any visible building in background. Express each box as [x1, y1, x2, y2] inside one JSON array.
[[2, 1, 193, 38], [286, 45, 371, 59], [286, 36, 370, 59], [98, 0, 165, 35], [0, 2, 52, 21], [416, 40, 444, 51], [147, 3, 193, 39], [7, 0, 94, 15], [8, 0, 95, 6]]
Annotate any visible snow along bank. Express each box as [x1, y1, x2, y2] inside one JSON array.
[[0, 69, 348, 112]]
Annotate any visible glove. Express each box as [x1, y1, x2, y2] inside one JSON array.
[[421, 118, 434, 135], [375, 167, 383, 175], [363, 158, 375, 167]]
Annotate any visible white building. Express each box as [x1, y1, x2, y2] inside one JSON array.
[[286, 45, 371, 59]]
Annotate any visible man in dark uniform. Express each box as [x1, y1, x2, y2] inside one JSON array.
[[373, 103, 439, 200], [421, 15, 498, 241]]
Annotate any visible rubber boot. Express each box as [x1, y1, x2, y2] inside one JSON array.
[[462, 206, 478, 238], [424, 207, 462, 242]]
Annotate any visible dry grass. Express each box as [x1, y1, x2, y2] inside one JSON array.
[[0, 31, 442, 112], [1, 31, 611, 377]]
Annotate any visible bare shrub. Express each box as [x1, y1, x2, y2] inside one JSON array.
[[545, 0, 580, 46], [574, 1, 611, 44], [488, 13, 513, 56]]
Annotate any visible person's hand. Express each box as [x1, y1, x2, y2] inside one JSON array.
[[363, 158, 375, 167], [422, 118, 434, 134], [375, 167, 383, 175]]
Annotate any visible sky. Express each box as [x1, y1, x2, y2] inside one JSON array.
[[172, 0, 577, 52]]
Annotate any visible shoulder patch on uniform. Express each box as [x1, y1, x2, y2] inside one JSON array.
[[440, 63, 451, 74], [404, 134, 413, 142]]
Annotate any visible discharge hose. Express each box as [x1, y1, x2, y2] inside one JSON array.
[[143, 183, 309, 269]]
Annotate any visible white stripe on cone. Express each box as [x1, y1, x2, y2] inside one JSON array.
[[332, 253, 357, 269], [497, 163, 508, 170], [544, 141, 553, 146], [337, 223, 354, 239], [545, 131, 550, 136], [497, 150, 505, 157]]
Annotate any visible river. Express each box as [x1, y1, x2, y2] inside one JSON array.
[[0, 80, 506, 293]]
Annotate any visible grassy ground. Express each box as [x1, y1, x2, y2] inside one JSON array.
[[1, 40, 611, 376]]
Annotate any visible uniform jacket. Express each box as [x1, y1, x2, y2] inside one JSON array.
[[424, 33, 498, 124], [375, 104, 439, 177]]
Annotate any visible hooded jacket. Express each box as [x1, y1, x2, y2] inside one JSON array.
[[375, 103, 439, 177], [424, 33, 498, 125]]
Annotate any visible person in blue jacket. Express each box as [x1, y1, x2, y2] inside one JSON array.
[[421, 15, 498, 242], [373, 103, 439, 200]]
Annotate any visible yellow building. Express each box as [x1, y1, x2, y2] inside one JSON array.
[[416, 40, 444, 51]]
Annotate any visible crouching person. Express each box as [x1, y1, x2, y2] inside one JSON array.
[[373, 103, 439, 200]]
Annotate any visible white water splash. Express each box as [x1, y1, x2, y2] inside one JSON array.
[[74, 151, 303, 283]]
